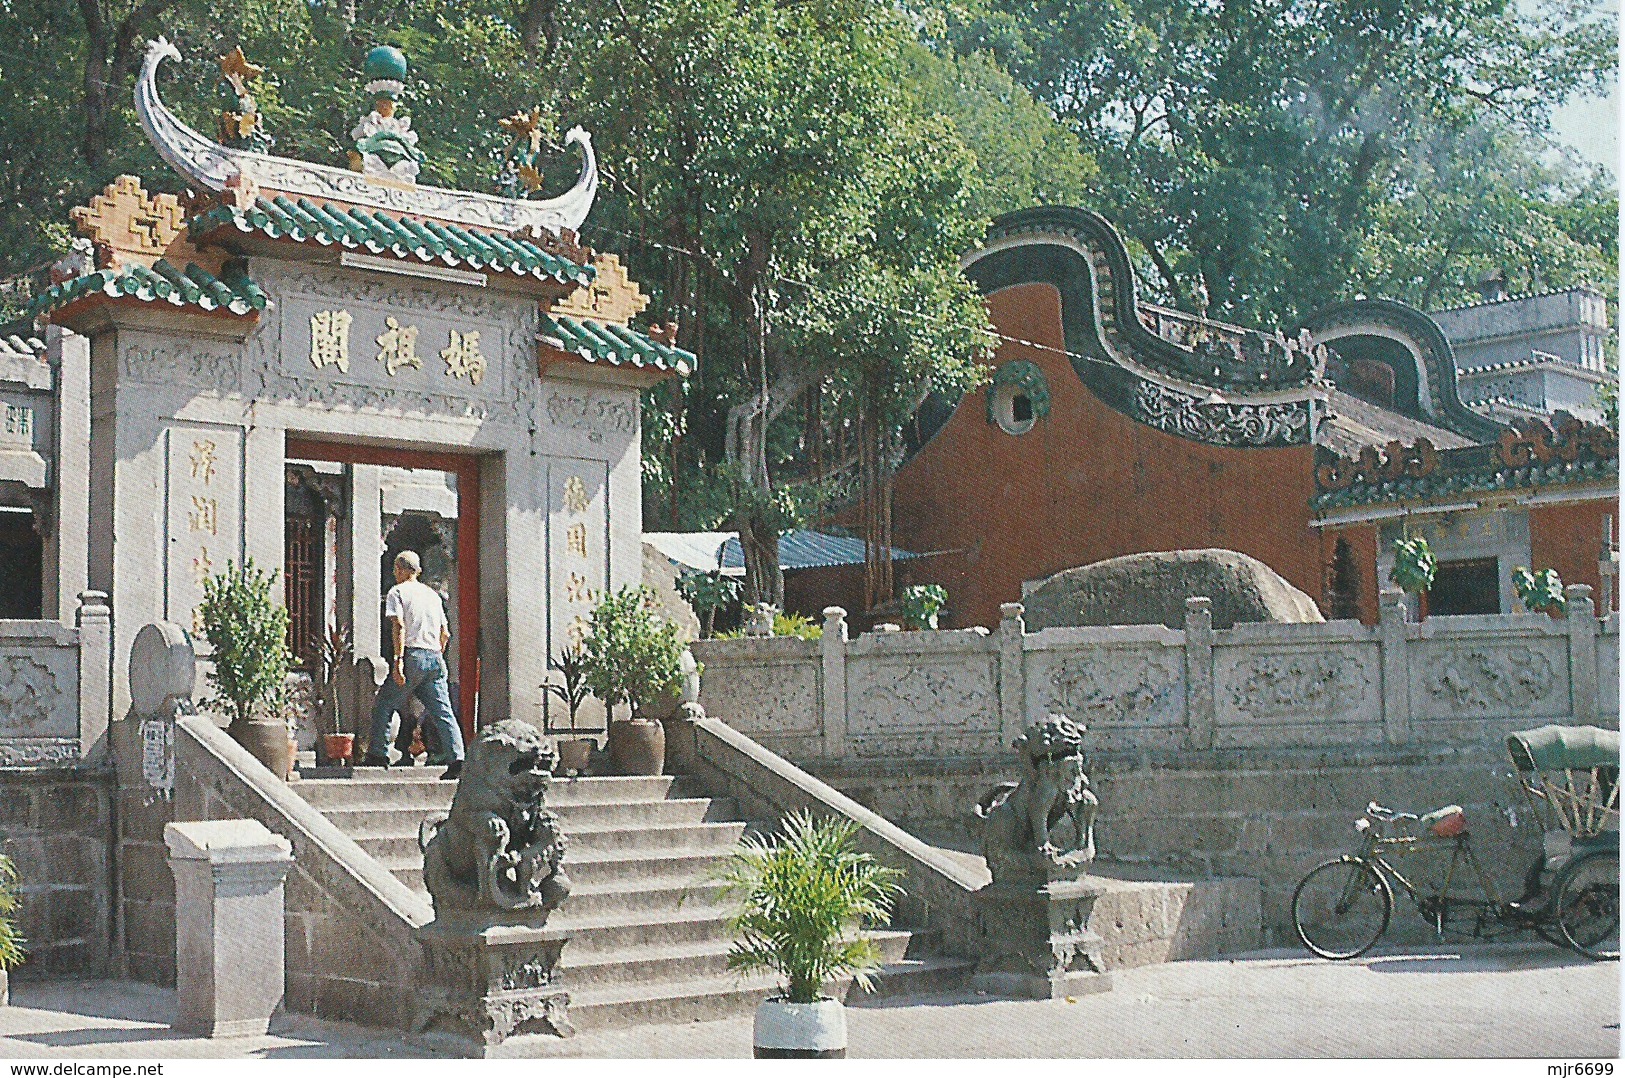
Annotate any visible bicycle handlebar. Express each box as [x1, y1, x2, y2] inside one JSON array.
[[1365, 801, 1419, 823]]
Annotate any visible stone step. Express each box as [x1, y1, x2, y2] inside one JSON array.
[[319, 797, 737, 838], [352, 820, 745, 864], [383, 847, 735, 894], [852, 955, 977, 1001], [566, 970, 781, 1034], [547, 906, 735, 956], [557, 929, 912, 991], [294, 773, 677, 811]]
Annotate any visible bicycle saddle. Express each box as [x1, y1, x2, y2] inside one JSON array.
[[1418, 804, 1466, 837]]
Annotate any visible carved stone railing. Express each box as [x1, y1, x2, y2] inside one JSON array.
[[0, 592, 111, 768], [693, 586, 1616, 762]]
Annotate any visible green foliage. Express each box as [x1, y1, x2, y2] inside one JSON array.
[[899, 583, 948, 630], [198, 558, 292, 728], [314, 622, 355, 735], [0, 853, 26, 971], [1513, 566, 1568, 614], [1389, 536, 1438, 595], [715, 611, 823, 640], [544, 645, 593, 734], [677, 569, 742, 638], [580, 585, 686, 716], [716, 810, 905, 1003]]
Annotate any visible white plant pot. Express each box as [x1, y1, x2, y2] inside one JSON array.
[[752, 997, 847, 1058]]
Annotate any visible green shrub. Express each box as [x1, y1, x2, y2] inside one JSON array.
[[1513, 566, 1567, 614], [714, 611, 823, 640], [899, 584, 948, 630], [1388, 536, 1437, 594], [580, 585, 687, 718], [0, 853, 27, 970], [198, 558, 293, 729], [717, 810, 905, 1004]]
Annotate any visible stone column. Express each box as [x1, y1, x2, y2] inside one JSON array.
[[1378, 588, 1411, 745], [47, 326, 90, 624], [998, 603, 1027, 749], [1565, 584, 1599, 726], [1183, 596, 1215, 750], [76, 591, 111, 765], [347, 463, 384, 659], [820, 607, 848, 760], [164, 818, 293, 1038]]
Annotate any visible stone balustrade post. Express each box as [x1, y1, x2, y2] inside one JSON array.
[[1564, 584, 1599, 726], [1378, 588, 1412, 745], [165, 819, 294, 1038], [76, 591, 111, 764], [998, 603, 1027, 748], [1183, 596, 1215, 750], [820, 607, 848, 760]]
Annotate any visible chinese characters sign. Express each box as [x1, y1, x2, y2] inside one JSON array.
[[164, 424, 242, 634], [550, 463, 608, 660], [289, 294, 504, 400]]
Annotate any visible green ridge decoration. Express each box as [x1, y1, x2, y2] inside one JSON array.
[[984, 360, 1051, 426], [498, 108, 549, 200], [1513, 567, 1567, 614], [1389, 535, 1437, 594], [216, 46, 271, 153], [350, 46, 424, 182], [29, 259, 266, 319], [189, 199, 594, 287], [542, 313, 696, 375]]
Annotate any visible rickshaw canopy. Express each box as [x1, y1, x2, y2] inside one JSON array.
[[1506, 725, 1621, 773]]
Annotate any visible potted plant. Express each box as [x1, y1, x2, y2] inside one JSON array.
[[198, 558, 295, 779], [899, 584, 948, 630], [580, 585, 686, 776], [1513, 566, 1568, 617], [545, 645, 594, 775], [315, 623, 356, 766], [718, 810, 905, 1058], [0, 853, 26, 1005], [1388, 535, 1437, 611]]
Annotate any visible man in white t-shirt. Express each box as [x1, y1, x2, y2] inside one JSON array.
[[361, 550, 465, 780]]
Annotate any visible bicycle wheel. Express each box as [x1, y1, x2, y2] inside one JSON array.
[[1292, 857, 1393, 960], [1554, 850, 1619, 961]]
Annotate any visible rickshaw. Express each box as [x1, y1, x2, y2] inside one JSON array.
[[1292, 724, 1619, 961]]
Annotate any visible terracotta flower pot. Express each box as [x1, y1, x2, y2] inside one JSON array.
[[608, 717, 665, 776], [229, 716, 295, 781], [322, 733, 355, 765], [556, 737, 593, 775], [753, 998, 847, 1058]]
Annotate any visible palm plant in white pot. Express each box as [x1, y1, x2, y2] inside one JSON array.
[[717, 810, 905, 1058]]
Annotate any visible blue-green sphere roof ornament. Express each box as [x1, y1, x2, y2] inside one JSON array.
[[363, 45, 408, 99]]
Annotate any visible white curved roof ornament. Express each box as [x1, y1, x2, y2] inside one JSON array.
[[135, 37, 599, 234]]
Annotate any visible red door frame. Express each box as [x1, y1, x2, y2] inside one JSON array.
[[285, 436, 482, 740]]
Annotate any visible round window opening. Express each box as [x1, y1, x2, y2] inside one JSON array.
[[992, 383, 1039, 435]]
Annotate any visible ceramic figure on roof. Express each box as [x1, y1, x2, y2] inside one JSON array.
[[349, 45, 424, 184], [215, 46, 271, 154], [498, 108, 548, 200]]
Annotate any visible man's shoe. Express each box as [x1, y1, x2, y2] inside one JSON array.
[[358, 755, 390, 769], [439, 761, 463, 781]]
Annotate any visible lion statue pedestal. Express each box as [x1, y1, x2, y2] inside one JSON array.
[[411, 720, 576, 1056], [970, 714, 1112, 999]]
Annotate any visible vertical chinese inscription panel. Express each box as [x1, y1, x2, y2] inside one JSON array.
[[548, 459, 610, 663], [164, 423, 243, 633]]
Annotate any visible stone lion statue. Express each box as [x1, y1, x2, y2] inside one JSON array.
[[420, 719, 571, 916], [974, 714, 1098, 884]]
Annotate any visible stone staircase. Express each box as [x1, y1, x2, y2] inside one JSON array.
[[295, 768, 962, 1031]]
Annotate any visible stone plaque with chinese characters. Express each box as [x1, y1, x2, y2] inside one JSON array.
[[163, 424, 243, 634], [548, 460, 609, 665], [280, 276, 509, 402]]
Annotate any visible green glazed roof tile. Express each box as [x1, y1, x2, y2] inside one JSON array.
[[541, 313, 694, 376], [30, 258, 267, 319], [189, 200, 593, 287]]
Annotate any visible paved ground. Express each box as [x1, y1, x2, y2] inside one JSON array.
[[0, 945, 1615, 1059]]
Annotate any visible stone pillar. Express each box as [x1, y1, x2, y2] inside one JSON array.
[[1378, 588, 1411, 745], [76, 591, 111, 765], [47, 326, 90, 624], [971, 878, 1111, 999], [1183, 596, 1214, 750], [997, 603, 1027, 749], [820, 607, 848, 760], [1565, 584, 1599, 726], [347, 463, 384, 659], [164, 818, 294, 1038], [413, 917, 573, 1056]]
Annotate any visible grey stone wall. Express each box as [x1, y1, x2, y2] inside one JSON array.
[[0, 768, 113, 978]]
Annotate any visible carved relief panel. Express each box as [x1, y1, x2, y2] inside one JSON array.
[[699, 658, 823, 738], [163, 422, 244, 635], [0, 651, 76, 739], [1025, 646, 1186, 749], [847, 656, 998, 757], [1214, 644, 1381, 746], [1413, 639, 1569, 721]]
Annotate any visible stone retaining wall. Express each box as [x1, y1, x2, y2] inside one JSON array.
[[0, 768, 112, 979]]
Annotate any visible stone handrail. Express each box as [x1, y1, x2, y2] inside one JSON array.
[[174, 714, 431, 1028], [666, 712, 986, 958]]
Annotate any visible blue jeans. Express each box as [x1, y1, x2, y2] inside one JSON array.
[[369, 648, 465, 763]]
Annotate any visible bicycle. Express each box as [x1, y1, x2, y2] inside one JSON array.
[[1291, 724, 1619, 963]]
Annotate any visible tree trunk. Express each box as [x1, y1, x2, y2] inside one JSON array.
[[858, 398, 895, 613]]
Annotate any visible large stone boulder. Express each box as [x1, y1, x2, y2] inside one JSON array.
[[642, 541, 702, 644], [1022, 549, 1324, 631]]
